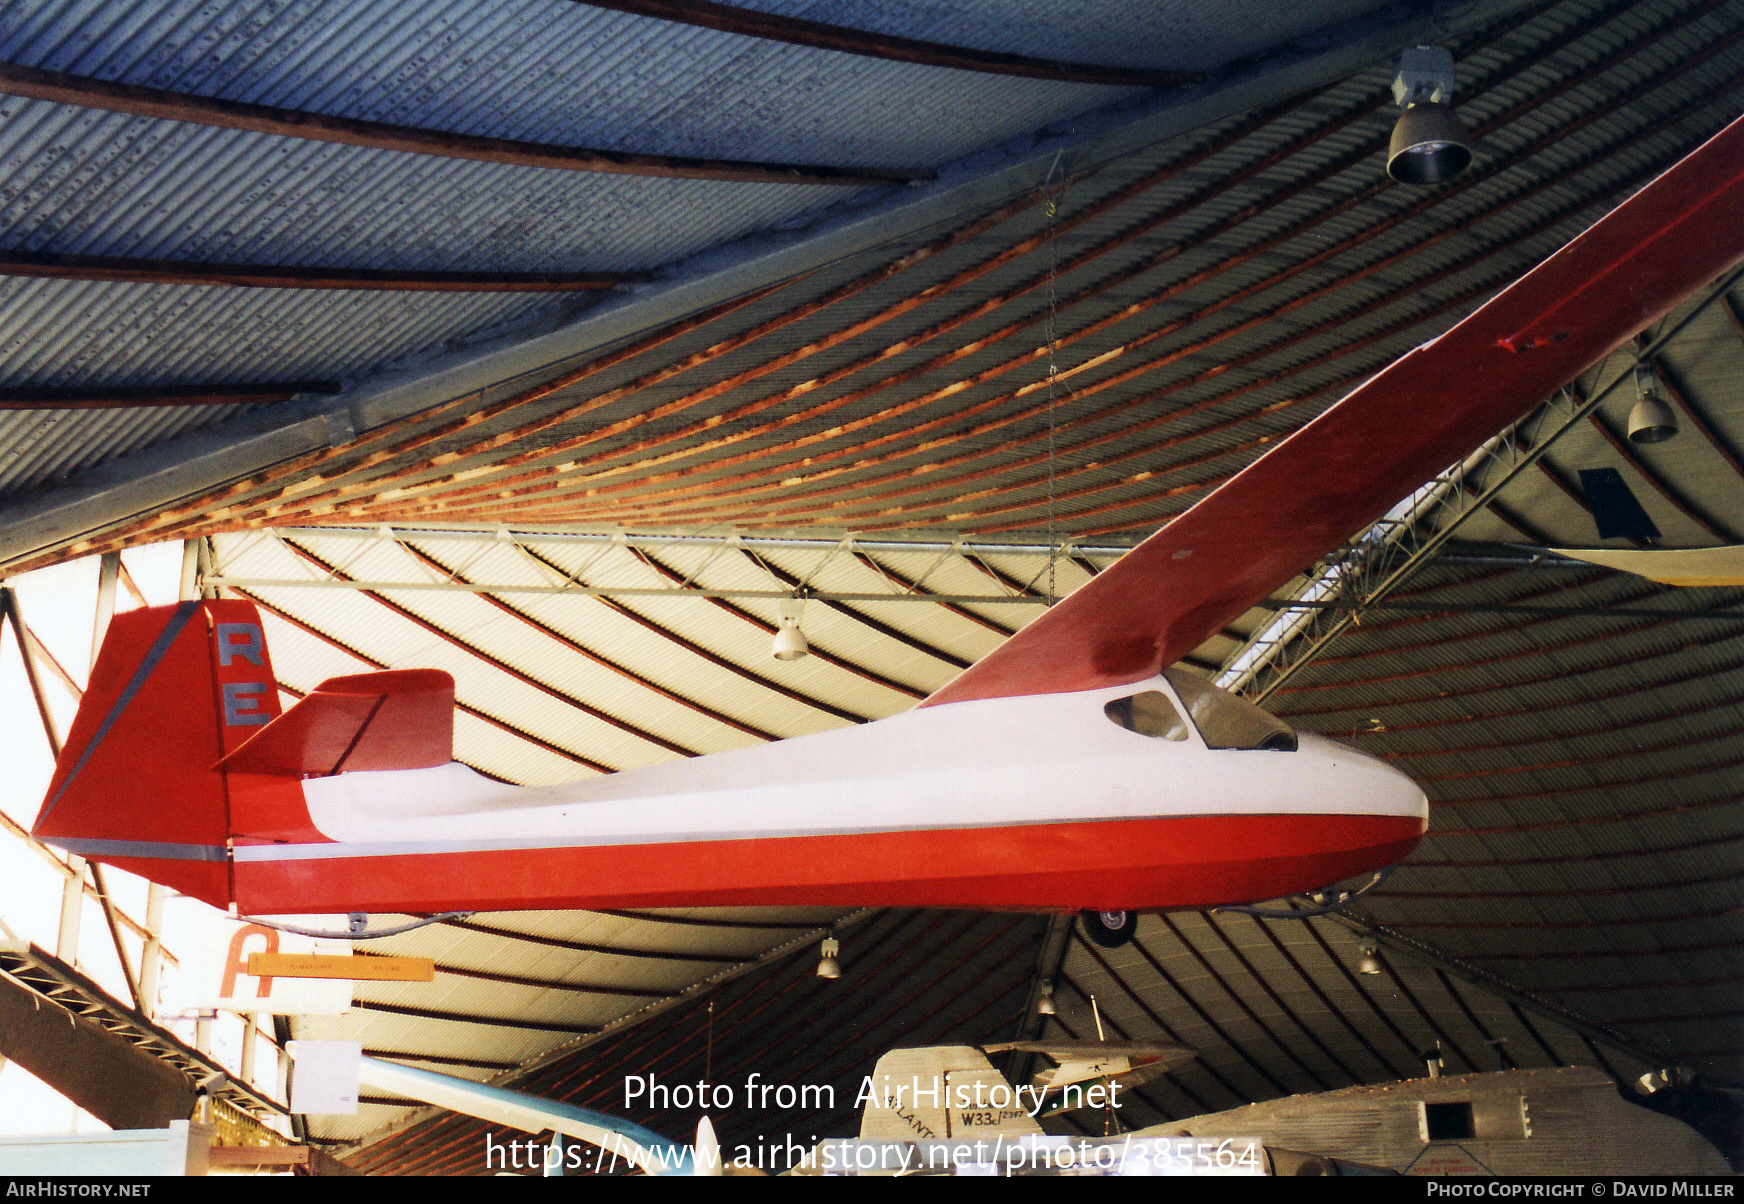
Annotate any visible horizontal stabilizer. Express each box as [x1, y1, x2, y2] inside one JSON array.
[[984, 1040, 1197, 1097], [218, 670, 454, 777], [982, 1039, 1196, 1063]]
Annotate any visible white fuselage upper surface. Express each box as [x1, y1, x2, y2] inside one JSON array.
[[295, 677, 1426, 856]]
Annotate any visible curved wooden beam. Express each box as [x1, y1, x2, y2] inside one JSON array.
[[572, 0, 1204, 88], [0, 382, 338, 409], [0, 60, 928, 186], [0, 249, 637, 292]]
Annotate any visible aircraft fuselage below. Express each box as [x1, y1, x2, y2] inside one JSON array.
[[229, 676, 1427, 916]]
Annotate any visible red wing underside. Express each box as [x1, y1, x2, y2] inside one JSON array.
[[923, 112, 1744, 709], [218, 669, 454, 776]]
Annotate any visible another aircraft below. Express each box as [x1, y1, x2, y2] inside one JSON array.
[[801, 1045, 1734, 1176]]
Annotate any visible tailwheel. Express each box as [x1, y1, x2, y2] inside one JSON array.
[[1080, 909, 1139, 948]]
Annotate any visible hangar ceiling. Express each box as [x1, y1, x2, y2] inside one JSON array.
[[0, 0, 1740, 1175]]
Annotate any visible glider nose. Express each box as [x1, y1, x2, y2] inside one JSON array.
[[1297, 731, 1430, 829]]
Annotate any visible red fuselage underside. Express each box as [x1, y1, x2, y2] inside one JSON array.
[[232, 812, 1425, 915]]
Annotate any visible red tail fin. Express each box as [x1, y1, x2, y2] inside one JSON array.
[[32, 599, 283, 910]]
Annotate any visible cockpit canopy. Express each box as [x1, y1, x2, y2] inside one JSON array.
[[1103, 669, 1298, 752]]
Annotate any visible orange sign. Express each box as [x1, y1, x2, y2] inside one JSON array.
[[248, 953, 434, 982]]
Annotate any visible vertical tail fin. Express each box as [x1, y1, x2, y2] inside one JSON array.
[[31, 599, 283, 910], [858, 1046, 1043, 1141]]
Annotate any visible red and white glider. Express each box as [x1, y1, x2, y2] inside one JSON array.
[[32, 112, 1744, 929]]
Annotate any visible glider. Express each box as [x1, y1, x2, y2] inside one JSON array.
[[31, 111, 1744, 942]]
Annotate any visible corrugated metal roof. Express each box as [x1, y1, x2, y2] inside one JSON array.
[[0, 0, 1277, 498], [1, 0, 1741, 1176], [85, 0, 1723, 543]]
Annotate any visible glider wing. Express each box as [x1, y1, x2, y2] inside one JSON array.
[[923, 113, 1744, 708]]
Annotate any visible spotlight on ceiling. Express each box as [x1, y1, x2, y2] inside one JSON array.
[[772, 597, 809, 661], [1388, 47, 1472, 185], [1628, 360, 1679, 444], [1422, 1041, 1445, 1079], [1037, 980, 1058, 1017], [1357, 943, 1384, 976], [816, 933, 841, 980], [1635, 1067, 1687, 1095]]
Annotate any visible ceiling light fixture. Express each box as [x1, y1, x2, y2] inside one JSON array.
[[1037, 980, 1058, 1017], [772, 597, 809, 661], [1387, 47, 1472, 185], [1627, 360, 1679, 444], [816, 932, 841, 979], [1422, 1041, 1445, 1079], [1635, 1067, 1686, 1095], [1357, 943, 1384, 976]]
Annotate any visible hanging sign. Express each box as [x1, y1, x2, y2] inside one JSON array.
[[160, 899, 354, 1015]]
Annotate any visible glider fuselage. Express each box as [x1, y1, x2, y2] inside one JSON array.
[[231, 674, 1427, 915]]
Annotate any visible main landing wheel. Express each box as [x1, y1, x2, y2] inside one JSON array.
[[1080, 909, 1139, 948]]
